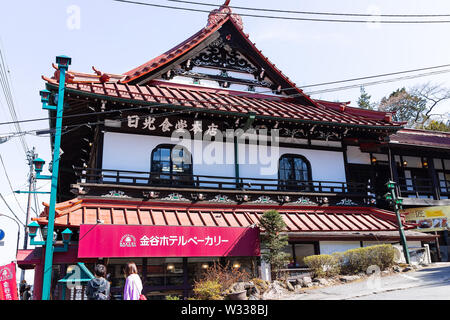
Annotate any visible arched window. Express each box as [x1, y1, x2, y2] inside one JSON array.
[[150, 144, 193, 185], [278, 154, 311, 190]]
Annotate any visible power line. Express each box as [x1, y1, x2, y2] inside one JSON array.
[[167, 0, 450, 18], [113, 0, 450, 23], [0, 193, 25, 227], [0, 37, 29, 155], [168, 0, 450, 18], [0, 106, 199, 138], [305, 68, 450, 95], [0, 62, 448, 131], [0, 67, 449, 136], [300, 64, 450, 89], [0, 154, 27, 215]]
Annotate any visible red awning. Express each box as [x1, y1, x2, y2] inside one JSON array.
[[78, 224, 260, 258], [16, 249, 42, 269]]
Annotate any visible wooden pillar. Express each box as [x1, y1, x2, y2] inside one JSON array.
[[33, 263, 44, 300], [388, 147, 400, 196], [142, 258, 147, 287], [234, 136, 240, 188], [291, 243, 296, 264], [182, 257, 189, 298], [388, 147, 399, 182], [342, 145, 350, 184], [369, 152, 376, 194], [435, 231, 442, 262], [427, 157, 440, 200]]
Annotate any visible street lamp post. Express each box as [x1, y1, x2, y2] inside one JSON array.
[[39, 55, 71, 300], [385, 180, 411, 264]]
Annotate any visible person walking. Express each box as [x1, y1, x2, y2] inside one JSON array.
[[86, 264, 110, 300], [19, 280, 27, 300], [22, 285, 32, 300], [123, 261, 144, 300]]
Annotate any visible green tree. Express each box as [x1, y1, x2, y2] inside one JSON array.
[[423, 120, 450, 132], [258, 210, 290, 279], [377, 84, 450, 128], [357, 86, 374, 110], [378, 87, 427, 126]]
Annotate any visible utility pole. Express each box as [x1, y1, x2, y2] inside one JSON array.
[[20, 147, 37, 283]]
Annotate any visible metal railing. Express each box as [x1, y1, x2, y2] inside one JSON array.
[[397, 177, 450, 199], [74, 167, 373, 196]]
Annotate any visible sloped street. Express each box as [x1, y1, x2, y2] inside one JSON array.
[[286, 263, 450, 300]]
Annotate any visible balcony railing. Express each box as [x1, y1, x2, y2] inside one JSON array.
[[74, 167, 373, 197], [397, 177, 450, 199]]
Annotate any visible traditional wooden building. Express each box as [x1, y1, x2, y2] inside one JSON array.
[[17, 2, 439, 299]]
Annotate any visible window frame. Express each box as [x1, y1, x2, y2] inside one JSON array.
[[278, 154, 312, 191], [150, 144, 193, 185]]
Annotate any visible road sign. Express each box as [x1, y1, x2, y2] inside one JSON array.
[[0, 229, 5, 241]]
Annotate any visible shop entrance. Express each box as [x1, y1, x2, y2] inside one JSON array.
[[105, 257, 257, 300]]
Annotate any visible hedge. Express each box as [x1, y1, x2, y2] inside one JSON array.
[[192, 280, 223, 300], [304, 244, 396, 277], [303, 254, 340, 278]]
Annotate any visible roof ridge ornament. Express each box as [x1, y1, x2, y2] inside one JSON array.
[[207, 0, 243, 30]]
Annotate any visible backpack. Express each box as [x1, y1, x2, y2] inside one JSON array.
[[87, 279, 109, 300], [92, 291, 108, 300]]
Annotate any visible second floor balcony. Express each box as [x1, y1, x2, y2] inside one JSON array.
[[397, 176, 450, 205], [72, 167, 376, 207]]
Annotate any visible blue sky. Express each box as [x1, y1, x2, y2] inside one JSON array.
[[0, 0, 450, 270]]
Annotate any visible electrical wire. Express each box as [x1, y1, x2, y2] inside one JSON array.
[[167, 0, 450, 18], [300, 64, 450, 89], [305, 68, 450, 95], [0, 37, 29, 155], [0, 63, 449, 137], [0, 105, 200, 138], [0, 193, 25, 227], [0, 62, 450, 130], [0, 154, 27, 215], [112, 0, 450, 24]]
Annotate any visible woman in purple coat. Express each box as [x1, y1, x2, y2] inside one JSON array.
[[123, 262, 143, 300]]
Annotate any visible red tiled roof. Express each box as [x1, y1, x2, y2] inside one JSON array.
[[123, 15, 227, 82], [390, 128, 450, 149], [44, 77, 400, 129], [34, 198, 411, 233], [41, 3, 401, 130], [121, 5, 300, 91]]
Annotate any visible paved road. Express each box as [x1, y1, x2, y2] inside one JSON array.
[[287, 263, 450, 300]]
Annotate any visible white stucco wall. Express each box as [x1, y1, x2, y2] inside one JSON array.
[[102, 132, 236, 180], [362, 240, 422, 248], [319, 241, 361, 255], [319, 240, 423, 256], [102, 132, 347, 184], [238, 143, 346, 182], [346, 146, 371, 165]]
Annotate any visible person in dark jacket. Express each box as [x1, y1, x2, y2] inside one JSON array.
[[22, 285, 32, 300], [86, 264, 110, 300]]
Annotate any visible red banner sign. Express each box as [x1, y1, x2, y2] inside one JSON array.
[[0, 262, 18, 300], [78, 224, 260, 258]]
